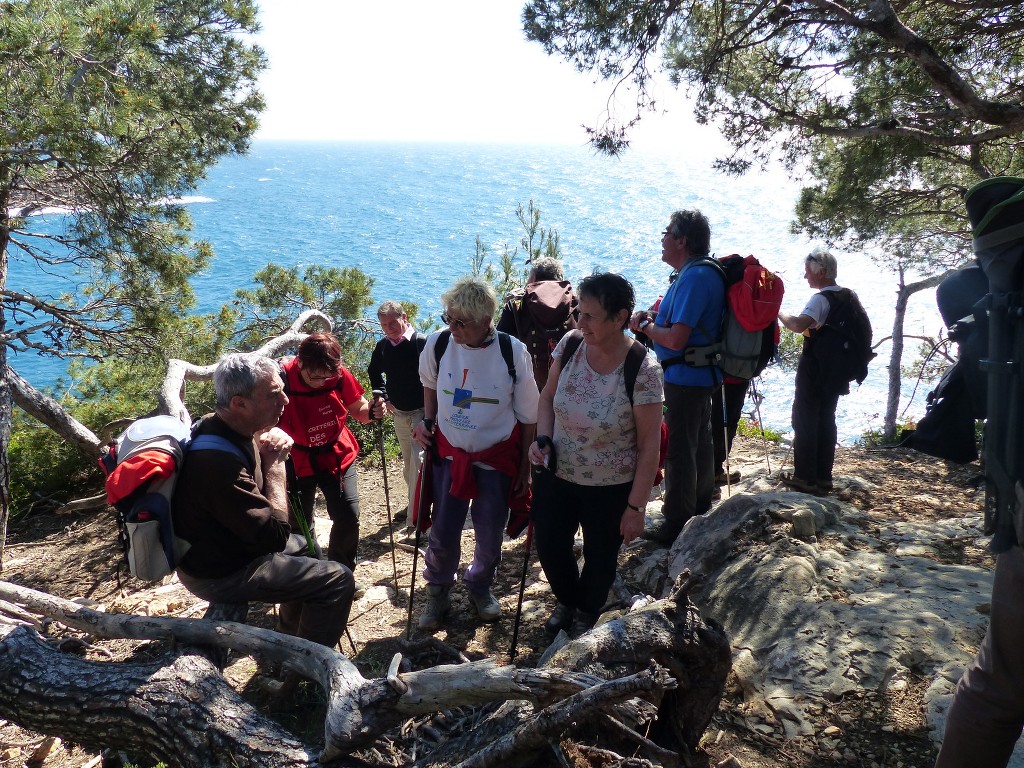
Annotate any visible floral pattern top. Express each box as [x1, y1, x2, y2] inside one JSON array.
[[551, 334, 664, 486]]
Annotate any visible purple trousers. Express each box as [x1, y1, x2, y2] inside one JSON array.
[[422, 457, 511, 595], [935, 545, 1024, 767]]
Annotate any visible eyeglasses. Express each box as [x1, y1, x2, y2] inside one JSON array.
[[304, 370, 335, 382], [441, 312, 472, 329], [662, 228, 678, 239]]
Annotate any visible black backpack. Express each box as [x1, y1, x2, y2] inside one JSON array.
[[808, 288, 875, 389]]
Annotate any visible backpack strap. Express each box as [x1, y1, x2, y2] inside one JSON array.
[[623, 339, 647, 406], [433, 329, 517, 383], [189, 434, 254, 474], [659, 258, 727, 372], [558, 330, 647, 405]]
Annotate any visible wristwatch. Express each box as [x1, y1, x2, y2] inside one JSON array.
[[421, 418, 434, 432]]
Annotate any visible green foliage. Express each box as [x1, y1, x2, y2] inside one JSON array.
[[0, 0, 265, 364], [233, 263, 377, 378], [523, 0, 1024, 268], [736, 417, 783, 444], [776, 328, 803, 371], [471, 200, 563, 321], [8, 407, 94, 518]]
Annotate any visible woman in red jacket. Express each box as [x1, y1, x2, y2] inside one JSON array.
[[277, 332, 380, 572]]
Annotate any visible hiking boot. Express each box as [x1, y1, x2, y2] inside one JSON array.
[[715, 470, 741, 486], [469, 589, 502, 622], [417, 584, 450, 631], [570, 610, 599, 638], [544, 603, 576, 635], [642, 522, 682, 546], [779, 471, 818, 494]]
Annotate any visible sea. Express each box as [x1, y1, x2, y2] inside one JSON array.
[[9, 140, 947, 443]]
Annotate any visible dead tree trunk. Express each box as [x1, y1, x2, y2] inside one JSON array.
[[0, 622, 317, 768], [0, 573, 728, 767]]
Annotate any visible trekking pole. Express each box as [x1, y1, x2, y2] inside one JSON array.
[[406, 438, 432, 640], [509, 520, 534, 661], [371, 389, 400, 596], [749, 379, 773, 475], [719, 383, 733, 496]]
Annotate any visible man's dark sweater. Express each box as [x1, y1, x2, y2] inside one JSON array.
[[367, 332, 426, 411], [172, 414, 291, 579]]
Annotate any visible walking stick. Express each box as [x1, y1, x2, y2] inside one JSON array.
[[509, 520, 534, 661], [372, 389, 400, 595], [406, 436, 432, 640], [510, 437, 554, 659], [719, 382, 733, 495], [749, 379, 773, 474]]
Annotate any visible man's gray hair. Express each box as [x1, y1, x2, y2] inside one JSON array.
[[214, 353, 279, 408], [528, 256, 565, 282], [806, 246, 838, 280], [377, 300, 406, 317]]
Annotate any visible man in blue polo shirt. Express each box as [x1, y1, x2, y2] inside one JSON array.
[[629, 209, 724, 544]]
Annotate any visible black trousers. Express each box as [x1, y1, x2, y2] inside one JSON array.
[[295, 462, 361, 572], [791, 357, 844, 484], [531, 473, 632, 616]]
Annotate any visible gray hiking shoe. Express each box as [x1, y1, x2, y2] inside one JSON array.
[[544, 603, 576, 635], [469, 589, 502, 622], [417, 584, 450, 631]]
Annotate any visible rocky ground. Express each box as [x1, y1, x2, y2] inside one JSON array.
[[0, 433, 989, 768]]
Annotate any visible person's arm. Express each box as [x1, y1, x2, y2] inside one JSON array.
[[412, 386, 437, 448], [514, 420, 536, 495], [348, 394, 383, 423], [528, 354, 559, 467], [779, 311, 815, 334], [367, 340, 385, 391], [642, 320, 692, 351], [621, 402, 663, 544], [256, 427, 293, 520]]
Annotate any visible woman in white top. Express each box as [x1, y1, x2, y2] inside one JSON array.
[[529, 272, 664, 636]]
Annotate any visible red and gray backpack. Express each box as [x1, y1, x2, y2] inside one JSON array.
[[98, 415, 251, 582]]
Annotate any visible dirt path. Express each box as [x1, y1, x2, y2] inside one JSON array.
[[1, 434, 986, 767]]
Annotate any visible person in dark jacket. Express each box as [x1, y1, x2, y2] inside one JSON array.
[[173, 352, 354, 650], [496, 256, 579, 391], [368, 300, 427, 517]]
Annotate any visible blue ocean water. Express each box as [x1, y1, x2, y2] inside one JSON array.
[[11, 140, 945, 441]]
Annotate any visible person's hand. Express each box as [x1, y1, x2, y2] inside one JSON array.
[[528, 438, 552, 467], [258, 427, 293, 462], [620, 504, 645, 545], [370, 396, 387, 420], [412, 418, 434, 449], [628, 311, 650, 334]]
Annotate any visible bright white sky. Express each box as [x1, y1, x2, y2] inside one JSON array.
[[253, 0, 716, 149]]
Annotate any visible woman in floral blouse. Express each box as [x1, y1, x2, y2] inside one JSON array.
[[529, 272, 664, 637]]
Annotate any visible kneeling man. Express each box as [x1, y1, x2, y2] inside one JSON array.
[[173, 352, 354, 649]]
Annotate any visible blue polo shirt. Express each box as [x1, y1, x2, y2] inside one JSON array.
[[652, 259, 725, 387]]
